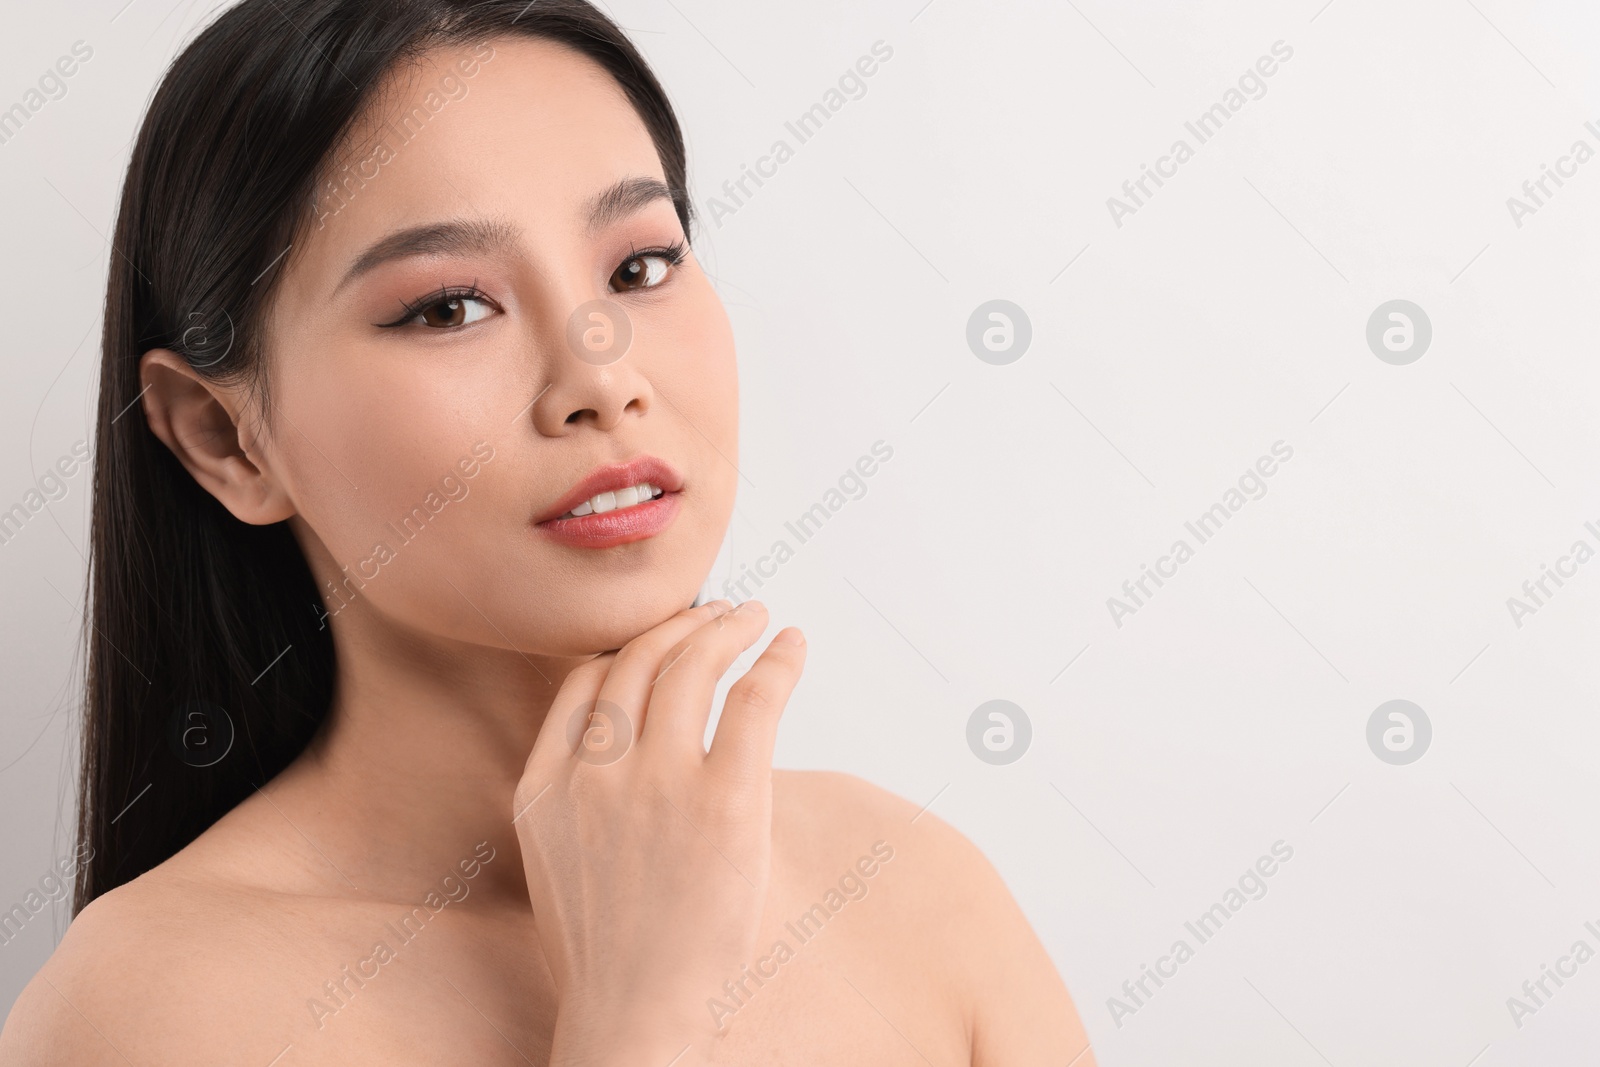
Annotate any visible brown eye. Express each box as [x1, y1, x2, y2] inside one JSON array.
[[382, 292, 492, 329], [400, 293, 493, 329], [610, 253, 674, 292]]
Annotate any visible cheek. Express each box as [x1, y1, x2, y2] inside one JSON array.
[[700, 344, 740, 512], [270, 347, 505, 594], [659, 282, 738, 436], [656, 283, 738, 509]]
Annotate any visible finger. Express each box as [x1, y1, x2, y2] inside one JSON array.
[[707, 628, 805, 781], [531, 599, 733, 776], [640, 600, 772, 755], [591, 598, 734, 743], [520, 649, 614, 784]]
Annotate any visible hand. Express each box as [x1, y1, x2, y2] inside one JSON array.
[[512, 599, 806, 1064]]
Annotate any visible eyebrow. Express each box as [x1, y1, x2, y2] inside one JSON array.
[[336, 216, 521, 294], [334, 178, 676, 294], [584, 176, 675, 235]]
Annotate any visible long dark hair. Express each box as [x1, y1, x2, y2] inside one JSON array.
[[75, 0, 693, 915]]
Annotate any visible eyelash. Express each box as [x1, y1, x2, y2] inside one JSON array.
[[375, 243, 689, 330], [616, 241, 688, 289], [630, 241, 688, 268], [377, 283, 494, 329]]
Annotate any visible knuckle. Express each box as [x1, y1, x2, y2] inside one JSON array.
[[612, 636, 664, 672], [729, 676, 778, 711], [707, 749, 766, 791], [511, 777, 555, 821], [650, 639, 699, 686], [712, 599, 755, 626], [617, 627, 694, 675]]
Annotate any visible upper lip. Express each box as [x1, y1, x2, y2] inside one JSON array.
[[533, 455, 684, 524]]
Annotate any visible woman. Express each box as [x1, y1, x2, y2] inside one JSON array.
[[0, 1, 1093, 1062]]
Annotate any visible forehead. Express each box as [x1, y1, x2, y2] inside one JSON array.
[[286, 35, 665, 285]]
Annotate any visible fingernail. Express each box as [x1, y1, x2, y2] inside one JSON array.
[[775, 627, 804, 645]]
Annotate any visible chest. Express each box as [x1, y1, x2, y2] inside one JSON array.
[[226, 893, 965, 1065]]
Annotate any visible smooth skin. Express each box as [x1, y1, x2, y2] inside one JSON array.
[[0, 37, 1094, 1066]]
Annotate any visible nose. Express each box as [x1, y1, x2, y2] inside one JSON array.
[[528, 301, 652, 436]]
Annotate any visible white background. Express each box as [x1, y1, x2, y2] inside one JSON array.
[[3, 1, 1599, 1063]]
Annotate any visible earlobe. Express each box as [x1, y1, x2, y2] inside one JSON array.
[[138, 348, 296, 525]]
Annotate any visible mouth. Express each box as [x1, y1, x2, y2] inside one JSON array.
[[533, 455, 684, 549], [554, 480, 668, 520]]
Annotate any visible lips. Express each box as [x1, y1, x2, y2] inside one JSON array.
[[532, 455, 684, 534]]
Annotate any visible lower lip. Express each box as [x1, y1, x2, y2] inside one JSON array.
[[534, 491, 682, 549]]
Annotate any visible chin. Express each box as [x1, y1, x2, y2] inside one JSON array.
[[521, 583, 707, 658]]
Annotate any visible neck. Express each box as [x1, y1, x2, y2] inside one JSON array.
[[274, 610, 588, 908]]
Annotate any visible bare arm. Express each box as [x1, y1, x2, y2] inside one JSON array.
[[957, 841, 1097, 1067]]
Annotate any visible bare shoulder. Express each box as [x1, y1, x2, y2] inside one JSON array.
[[769, 770, 1096, 1066], [0, 808, 326, 1065], [0, 885, 128, 1064], [0, 867, 224, 1064], [769, 768, 1017, 923]]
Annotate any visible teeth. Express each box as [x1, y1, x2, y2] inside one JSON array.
[[563, 482, 662, 519]]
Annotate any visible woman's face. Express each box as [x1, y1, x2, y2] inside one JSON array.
[[258, 37, 736, 657]]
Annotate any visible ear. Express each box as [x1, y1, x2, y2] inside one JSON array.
[[139, 349, 296, 525]]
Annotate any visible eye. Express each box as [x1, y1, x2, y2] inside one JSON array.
[[380, 287, 497, 329], [610, 244, 686, 292]]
